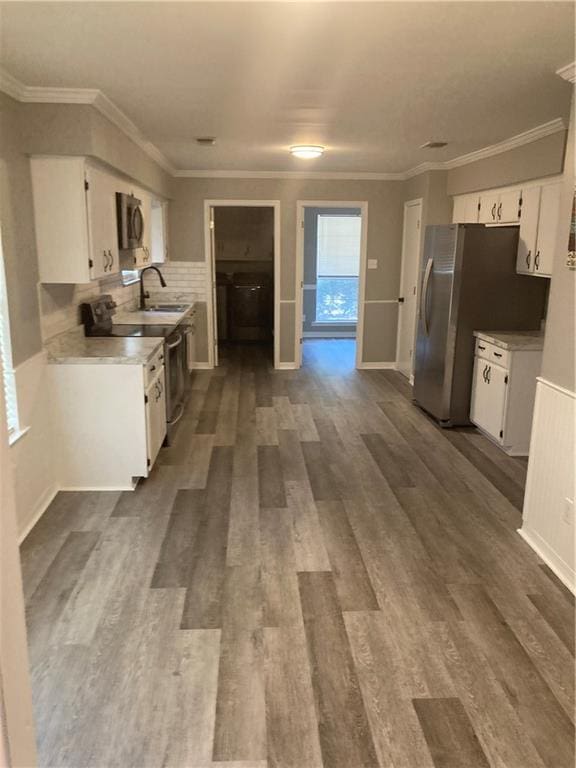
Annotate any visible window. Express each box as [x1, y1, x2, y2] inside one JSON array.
[[121, 269, 140, 286], [0, 230, 19, 438], [315, 215, 361, 323]]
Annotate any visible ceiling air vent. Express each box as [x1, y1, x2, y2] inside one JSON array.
[[196, 137, 216, 146], [420, 140, 448, 149]]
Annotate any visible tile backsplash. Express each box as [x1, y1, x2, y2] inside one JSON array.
[[39, 260, 207, 342]]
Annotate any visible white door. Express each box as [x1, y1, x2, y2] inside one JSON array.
[[535, 182, 562, 277], [517, 186, 540, 274], [145, 368, 167, 471], [396, 200, 422, 378], [470, 359, 507, 441], [497, 188, 522, 223], [463, 195, 480, 223], [209, 207, 219, 366], [86, 165, 115, 279], [478, 192, 500, 224]]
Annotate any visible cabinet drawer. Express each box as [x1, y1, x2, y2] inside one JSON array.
[[144, 346, 165, 386], [475, 338, 510, 369]]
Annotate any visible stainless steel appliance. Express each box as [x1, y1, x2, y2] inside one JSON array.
[[81, 295, 191, 443], [413, 224, 548, 426], [116, 192, 144, 250]]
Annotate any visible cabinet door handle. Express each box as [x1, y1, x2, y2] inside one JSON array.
[[486, 365, 491, 384], [526, 250, 531, 269], [482, 364, 488, 382], [108, 250, 114, 271], [497, 202, 502, 220], [535, 250, 540, 270], [478, 344, 486, 351], [493, 352, 502, 358], [103, 250, 109, 271], [491, 203, 496, 220]]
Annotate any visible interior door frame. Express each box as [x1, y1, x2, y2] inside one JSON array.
[[295, 200, 368, 369], [395, 197, 423, 382], [203, 199, 281, 369]]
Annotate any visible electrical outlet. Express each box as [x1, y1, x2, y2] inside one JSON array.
[[563, 497, 574, 525]]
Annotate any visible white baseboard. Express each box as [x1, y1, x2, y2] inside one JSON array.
[[189, 362, 213, 370], [275, 362, 298, 370], [356, 362, 396, 370], [18, 484, 58, 544], [58, 484, 136, 492], [518, 526, 576, 594], [303, 331, 356, 338]]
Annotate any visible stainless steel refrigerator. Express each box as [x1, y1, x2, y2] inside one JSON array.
[[413, 224, 548, 426]]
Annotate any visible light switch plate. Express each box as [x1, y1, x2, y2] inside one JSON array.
[[368, 259, 378, 269]]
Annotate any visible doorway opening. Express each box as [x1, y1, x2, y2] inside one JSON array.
[[296, 202, 367, 369], [396, 198, 423, 382], [205, 201, 280, 368]]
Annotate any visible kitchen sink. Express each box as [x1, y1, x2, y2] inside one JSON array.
[[144, 304, 189, 313]]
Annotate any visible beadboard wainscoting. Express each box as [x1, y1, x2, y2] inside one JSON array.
[[9, 351, 58, 539], [519, 377, 576, 592]]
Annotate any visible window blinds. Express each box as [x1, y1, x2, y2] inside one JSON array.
[[0, 235, 18, 436], [317, 215, 361, 277]]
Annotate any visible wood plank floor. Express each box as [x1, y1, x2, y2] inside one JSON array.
[[21, 339, 574, 768]]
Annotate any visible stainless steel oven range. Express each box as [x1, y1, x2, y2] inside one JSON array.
[[81, 295, 191, 444]]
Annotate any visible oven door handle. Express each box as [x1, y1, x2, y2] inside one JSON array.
[[166, 333, 183, 350]]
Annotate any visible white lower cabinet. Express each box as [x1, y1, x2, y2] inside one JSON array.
[[145, 367, 167, 470], [470, 337, 543, 456], [470, 359, 508, 441], [50, 350, 166, 489]]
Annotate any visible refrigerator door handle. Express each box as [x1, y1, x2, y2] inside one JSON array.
[[420, 258, 433, 336]]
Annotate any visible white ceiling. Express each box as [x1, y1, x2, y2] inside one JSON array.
[[1, 2, 574, 174]]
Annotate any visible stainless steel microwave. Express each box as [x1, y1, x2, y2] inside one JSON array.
[[116, 192, 144, 250]]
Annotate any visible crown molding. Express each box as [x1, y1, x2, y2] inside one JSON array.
[[0, 67, 26, 100], [173, 169, 405, 180], [403, 161, 445, 179], [557, 61, 576, 84], [0, 66, 567, 182], [0, 66, 175, 175], [442, 118, 566, 170]]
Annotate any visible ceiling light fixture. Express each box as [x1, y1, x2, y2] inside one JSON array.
[[290, 145, 325, 159]]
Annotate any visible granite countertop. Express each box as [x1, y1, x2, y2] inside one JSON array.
[[113, 302, 195, 326], [473, 330, 545, 352], [46, 331, 164, 365]]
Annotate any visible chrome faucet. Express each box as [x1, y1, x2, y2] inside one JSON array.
[[139, 265, 167, 310]]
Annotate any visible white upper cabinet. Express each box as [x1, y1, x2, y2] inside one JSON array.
[[534, 183, 562, 277], [516, 186, 541, 274], [31, 156, 124, 283], [516, 182, 561, 278], [452, 194, 479, 223], [150, 200, 169, 263], [478, 191, 501, 224], [86, 165, 120, 279], [478, 188, 521, 224], [497, 189, 523, 223]]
